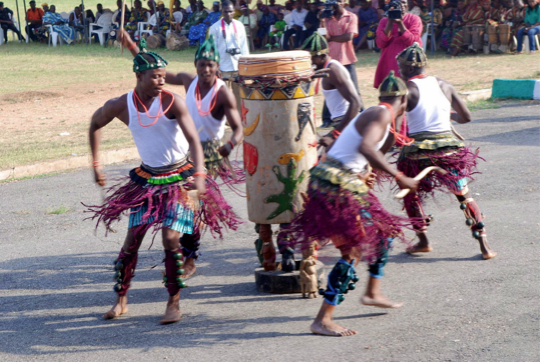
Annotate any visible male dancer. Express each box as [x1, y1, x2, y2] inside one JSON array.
[[396, 43, 497, 260], [290, 71, 420, 336], [87, 37, 239, 324], [300, 32, 363, 148], [120, 32, 244, 279]]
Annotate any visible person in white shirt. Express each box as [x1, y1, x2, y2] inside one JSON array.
[[209, 0, 249, 111], [238, 4, 258, 50], [283, 0, 308, 49]]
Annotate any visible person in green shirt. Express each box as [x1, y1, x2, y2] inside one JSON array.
[[515, 0, 540, 53]]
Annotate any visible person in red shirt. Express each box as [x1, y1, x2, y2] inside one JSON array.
[[373, 0, 423, 88], [26, 0, 44, 42]]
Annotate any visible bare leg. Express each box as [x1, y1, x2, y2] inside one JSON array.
[[404, 193, 433, 254], [160, 228, 182, 324], [361, 277, 403, 309], [103, 227, 146, 320], [179, 231, 201, 278], [310, 249, 359, 337]]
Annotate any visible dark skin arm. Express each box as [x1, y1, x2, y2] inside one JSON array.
[[214, 86, 243, 157], [327, 32, 355, 42], [356, 107, 418, 191], [406, 78, 471, 124]]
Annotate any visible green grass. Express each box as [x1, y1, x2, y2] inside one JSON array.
[[467, 98, 501, 112], [46, 205, 71, 214]]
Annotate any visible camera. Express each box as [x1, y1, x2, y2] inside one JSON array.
[[320, 0, 337, 19], [384, 0, 402, 20], [226, 48, 241, 55]]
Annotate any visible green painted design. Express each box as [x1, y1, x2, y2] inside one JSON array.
[[264, 159, 305, 220]]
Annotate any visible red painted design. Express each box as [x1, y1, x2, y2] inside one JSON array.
[[241, 99, 249, 126], [243, 142, 258, 176]]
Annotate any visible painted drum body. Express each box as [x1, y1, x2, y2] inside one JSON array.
[[239, 51, 317, 224]]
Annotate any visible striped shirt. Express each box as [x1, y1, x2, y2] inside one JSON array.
[[326, 9, 358, 66]]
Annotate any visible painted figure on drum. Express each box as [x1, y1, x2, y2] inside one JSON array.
[[397, 43, 497, 260]]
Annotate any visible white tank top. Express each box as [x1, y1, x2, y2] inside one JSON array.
[[327, 106, 390, 173], [322, 60, 351, 120], [186, 76, 227, 142], [127, 90, 189, 168], [407, 76, 452, 134]]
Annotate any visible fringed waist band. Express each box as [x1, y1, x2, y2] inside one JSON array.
[[131, 158, 195, 187], [401, 132, 464, 155], [310, 156, 369, 195]]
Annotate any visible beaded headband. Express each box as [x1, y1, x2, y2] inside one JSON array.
[[378, 70, 408, 97], [300, 32, 329, 56], [133, 38, 169, 72], [396, 42, 428, 67]]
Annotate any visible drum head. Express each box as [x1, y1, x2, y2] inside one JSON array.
[[238, 50, 312, 78]]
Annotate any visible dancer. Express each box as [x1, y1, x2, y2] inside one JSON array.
[[121, 32, 244, 278], [396, 43, 497, 259], [86, 37, 239, 324], [300, 32, 363, 148], [290, 71, 420, 336]]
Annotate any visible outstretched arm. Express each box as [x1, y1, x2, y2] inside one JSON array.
[[332, 67, 363, 132], [89, 96, 127, 186], [218, 87, 244, 157], [438, 78, 471, 124]]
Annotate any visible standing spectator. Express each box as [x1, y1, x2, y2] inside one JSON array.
[[268, 0, 283, 14], [304, 1, 321, 40], [345, 0, 360, 13], [283, 0, 308, 50], [515, 0, 540, 53], [355, 0, 379, 51], [209, 0, 249, 111], [258, 5, 277, 46], [374, 0, 422, 88], [26, 0, 44, 42], [239, 3, 258, 49], [96, 4, 104, 21], [0, 2, 25, 42]]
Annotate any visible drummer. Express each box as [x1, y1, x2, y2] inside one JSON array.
[[120, 31, 244, 278], [300, 32, 364, 149]]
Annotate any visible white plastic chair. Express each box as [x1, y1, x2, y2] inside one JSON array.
[[89, 11, 113, 45], [521, 34, 540, 52], [60, 12, 69, 20], [0, 13, 21, 44], [45, 24, 64, 46], [138, 12, 155, 38], [422, 23, 437, 52], [0, 28, 4, 45]]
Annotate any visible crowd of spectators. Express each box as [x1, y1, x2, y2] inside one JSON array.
[[1, 0, 538, 55]]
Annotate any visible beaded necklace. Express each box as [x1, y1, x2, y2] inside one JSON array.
[[378, 102, 414, 146], [133, 89, 175, 127], [195, 76, 219, 117]]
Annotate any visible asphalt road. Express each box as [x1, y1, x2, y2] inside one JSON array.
[[0, 102, 538, 362]]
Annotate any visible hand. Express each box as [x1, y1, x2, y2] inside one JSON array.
[[393, 18, 403, 25], [94, 168, 106, 187], [396, 175, 419, 193], [218, 143, 233, 157], [194, 176, 206, 196], [318, 136, 334, 148]]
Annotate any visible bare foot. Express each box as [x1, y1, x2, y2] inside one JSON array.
[[103, 296, 128, 320], [181, 257, 197, 278], [310, 319, 357, 337], [477, 236, 497, 260], [406, 243, 433, 254], [159, 294, 181, 324], [482, 251, 498, 260], [360, 295, 403, 309]]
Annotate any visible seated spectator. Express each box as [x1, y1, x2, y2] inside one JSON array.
[[0, 1, 25, 42], [304, 1, 320, 41], [26, 0, 44, 42], [355, 0, 379, 51], [125, 0, 148, 40], [185, 0, 196, 14], [239, 3, 258, 49], [69, 6, 85, 38], [148, 0, 157, 14], [440, 0, 467, 51], [283, 0, 308, 50], [151, 0, 171, 36], [420, 0, 443, 50], [171, 0, 186, 31], [268, 11, 286, 47], [268, 0, 283, 14], [254, 0, 265, 21], [515, 0, 540, 54], [110, 0, 131, 40], [188, 1, 220, 45], [511, 0, 527, 38], [86, 9, 96, 24], [408, 0, 422, 15], [43, 4, 76, 44], [450, 0, 485, 56], [345, 0, 360, 13], [32, 3, 49, 42], [184, 0, 208, 32], [282, 1, 294, 16], [96, 3, 104, 21], [258, 5, 277, 46]]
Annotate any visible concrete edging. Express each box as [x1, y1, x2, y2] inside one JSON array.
[[459, 88, 492, 102], [0, 147, 140, 181]]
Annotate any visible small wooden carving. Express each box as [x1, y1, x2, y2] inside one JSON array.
[[299, 241, 318, 298]]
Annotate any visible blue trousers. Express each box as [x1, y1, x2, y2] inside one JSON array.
[[517, 25, 540, 52]]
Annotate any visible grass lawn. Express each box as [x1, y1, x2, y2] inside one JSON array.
[[0, 39, 538, 170]]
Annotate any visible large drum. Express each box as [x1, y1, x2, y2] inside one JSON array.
[[238, 51, 318, 225]]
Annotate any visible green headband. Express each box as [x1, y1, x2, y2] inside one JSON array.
[[396, 42, 428, 67], [378, 70, 408, 97], [133, 38, 168, 73], [195, 35, 220, 63], [300, 32, 329, 56]]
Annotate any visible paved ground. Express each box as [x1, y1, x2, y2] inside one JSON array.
[[0, 102, 538, 362]]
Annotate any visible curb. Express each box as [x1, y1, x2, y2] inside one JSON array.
[[491, 79, 540, 100], [0, 147, 140, 182], [459, 88, 492, 102]]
